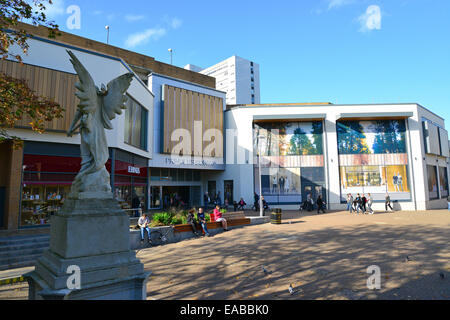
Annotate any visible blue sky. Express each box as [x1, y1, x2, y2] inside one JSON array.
[[39, 0, 450, 127]]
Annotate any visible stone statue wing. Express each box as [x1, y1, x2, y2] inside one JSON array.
[[102, 73, 134, 129], [67, 50, 98, 114]]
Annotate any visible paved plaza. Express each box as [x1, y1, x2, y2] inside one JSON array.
[[1, 209, 450, 300]]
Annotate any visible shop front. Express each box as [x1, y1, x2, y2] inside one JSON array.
[[18, 142, 150, 227], [112, 149, 149, 215], [20, 142, 86, 227], [149, 167, 202, 210]]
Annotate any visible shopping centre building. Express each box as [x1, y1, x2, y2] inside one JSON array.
[[0, 23, 449, 232]]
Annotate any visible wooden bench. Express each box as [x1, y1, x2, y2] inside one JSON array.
[[173, 211, 250, 233]]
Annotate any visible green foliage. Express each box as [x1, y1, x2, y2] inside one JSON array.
[[151, 212, 172, 226], [1, 1, 62, 145], [150, 208, 189, 226]]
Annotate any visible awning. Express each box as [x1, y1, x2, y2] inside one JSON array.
[[336, 112, 414, 121], [253, 113, 327, 122]]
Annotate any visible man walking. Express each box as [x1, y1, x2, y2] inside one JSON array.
[[347, 193, 354, 213], [361, 194, 367, 214], [385, 193, 394, 212], [367, 193, 374, 214], [317, 195, 326, 214], [355, 193, 362, 213]]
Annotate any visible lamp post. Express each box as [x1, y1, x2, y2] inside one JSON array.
[[105, 25, 110, 44], [168, 48, 173, 65], [258, 134, 266, 217]]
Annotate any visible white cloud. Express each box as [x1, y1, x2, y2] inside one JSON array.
[[125, 28, 166, 48], [171, 17, 182, 29], [125, 14, 145, 22], [328, 0, 355, 10], [358, 5, 382, 32]]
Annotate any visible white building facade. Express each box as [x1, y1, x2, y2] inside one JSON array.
[[212, 103, 450, 212], [199, 56, 261, 105]]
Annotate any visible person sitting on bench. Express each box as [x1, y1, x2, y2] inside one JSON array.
[[214, 205, 229, 231], [197, 207, 211, 237], [187, 208, 200, 237], [138, 213, 151, 244]]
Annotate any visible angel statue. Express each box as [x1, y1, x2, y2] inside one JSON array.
[[66, 50, 133, 199]]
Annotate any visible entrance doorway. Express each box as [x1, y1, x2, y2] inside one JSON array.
[[224, 180, 234, 206], [162, 186, 190, 209]]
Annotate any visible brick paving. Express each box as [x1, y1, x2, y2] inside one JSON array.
[[1, 209, 450, 300]]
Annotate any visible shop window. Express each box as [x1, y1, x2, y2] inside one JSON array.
[[439, 167, 449, 199], [21, 179, 73, 227], [193, 171, 201, 181], [151, 168, 160, 181], [161, 168, 169, 180], [20, 154, 80, 227], [427, 165, 439, 200]]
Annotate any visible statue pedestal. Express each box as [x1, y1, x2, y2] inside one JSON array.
[[25, 198, 150, 300]]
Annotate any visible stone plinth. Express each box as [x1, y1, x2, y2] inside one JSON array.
[[25, 198, 150, 300]]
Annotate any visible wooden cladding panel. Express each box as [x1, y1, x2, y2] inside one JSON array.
[[162, 84, 223, 158], [0, 59, 79, 132]]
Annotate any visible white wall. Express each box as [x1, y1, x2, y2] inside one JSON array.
[[209, 103, 445, 211]]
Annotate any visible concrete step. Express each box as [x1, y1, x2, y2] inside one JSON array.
[[0, 246, 49, 259], [0, 234, 50, 246], [0, 240, 49, 252], [0, 253, 44, 271], [0, 234, 50, 271]]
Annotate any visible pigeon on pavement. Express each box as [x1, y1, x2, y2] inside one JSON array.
[[288, 284, 295, 295], [262, 266, 272, 275]]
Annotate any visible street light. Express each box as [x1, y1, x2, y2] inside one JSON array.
[[258, 134, 266, 217], [105, 25, 110, 44], [168, 48, 173, 65]]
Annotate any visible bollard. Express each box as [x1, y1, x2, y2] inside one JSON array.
[[271, 208, 282, 224]]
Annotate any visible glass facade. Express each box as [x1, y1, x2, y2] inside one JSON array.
[[427, 165, 438, 200], [253, 121, 326, 205], [149, 168, 203, 209], [337, 119, 411, 201], [439, 166, 449, 199], [113, 150, 149, 214], [124, 95, 148, 150]]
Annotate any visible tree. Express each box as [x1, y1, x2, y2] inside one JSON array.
[[290, 127, 315, 155], [337, 121, 371, 154], [0, 0, 62, 146]]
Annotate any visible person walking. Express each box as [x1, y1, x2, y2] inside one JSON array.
[[367, 193, 374, 214], [385, 193, 394, 212], [347, 193, 354, 213], [355, 193, 362, 213], [361, 194, 367, 214], [317, 195, 326, 214]]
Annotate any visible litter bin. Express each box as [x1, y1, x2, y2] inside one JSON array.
[[271, 208, 282, 224]]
